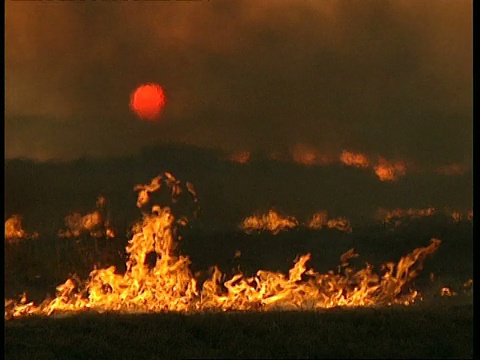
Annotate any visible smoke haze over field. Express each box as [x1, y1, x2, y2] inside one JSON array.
[[5, 1, 472, 169]]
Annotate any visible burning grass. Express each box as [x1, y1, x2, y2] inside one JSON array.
[[241, 210, 353, 234], [375, 207, 473, 228], [241, 210, 299, 234], [5, 173, 448, 319], [58, 196, 115, 239]]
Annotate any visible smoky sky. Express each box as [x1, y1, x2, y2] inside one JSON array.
[[5, 1, 472, 167]]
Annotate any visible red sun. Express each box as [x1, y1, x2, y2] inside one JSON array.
[[130, 83, 166, 121]]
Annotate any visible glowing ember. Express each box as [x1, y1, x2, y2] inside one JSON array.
[[339, 150, 370, 168], [241, 210, 353, 234], [5, 174, 443, 319], [130, 83, 166, 121]]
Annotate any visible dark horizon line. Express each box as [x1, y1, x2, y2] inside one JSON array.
[[4, 142, 472, 174]]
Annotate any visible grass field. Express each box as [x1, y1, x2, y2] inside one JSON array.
[[4, 161, 473, 359], [5, 300, 473, 359], [5, 218, 474, 359], [5, 223, 474, 359]]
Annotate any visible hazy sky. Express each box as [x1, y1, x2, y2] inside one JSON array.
[[5, 1, 472, 168]]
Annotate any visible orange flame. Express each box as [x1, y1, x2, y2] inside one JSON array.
[[326, 218, 352, 233], [375, 207, 473, 227], [307, 212, 352, 233], [464, 279, 473, 290], [241, 210, 299, 234], [339, 150, 370, 168], [306, 211, 328, 229], [292, 144, 333, 166], [440, 287, 456, 297], [450, 209, 473, 223], [374, 158, 406, 181], [451, 211, 462, 223], [5, 175, 442, 319], [375, 207, 436, 227], [242, 210, 353, 234], [5, 215, 38, 243], [58, 196, 115, 239], [268, 151, 285, 162]]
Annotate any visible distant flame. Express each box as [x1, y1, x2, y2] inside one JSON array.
[[307, 211, 352, 233], [306, 211, 328, 229], [58, 196, 115, 239], [326, 218, 352, 233], [5, 215, 27, 241], [229, 151, 250, 164], [375, 207, 436, 227], [451, 211, 462, 223], [340, 150, 370, 168], [440, 287, 456, 297], [5, 215, 38, 243], [241, 210, 298, 234], [375, 207, 472, 227], [464, 279, 473, 290], [449, 209, 473, 223], [292, 144, 317, 166], [219, 147, 465, 181], [374, 158, 406, 181], [241, 210, 353, 234], [291, 144, 333, 166]]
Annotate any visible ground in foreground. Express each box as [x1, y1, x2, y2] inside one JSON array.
[[5, 299, 473, 359]]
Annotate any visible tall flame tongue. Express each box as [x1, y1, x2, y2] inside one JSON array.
[[5, 174, 441, 319]]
